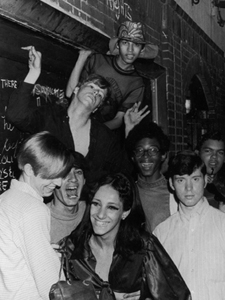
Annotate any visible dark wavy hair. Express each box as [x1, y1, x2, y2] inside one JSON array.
[[168, 150, 207, 178], [196, 130, 224, 151], [68, 172, 146, 259]]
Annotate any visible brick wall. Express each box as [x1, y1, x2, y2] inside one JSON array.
[[40, 0, 225, 152]]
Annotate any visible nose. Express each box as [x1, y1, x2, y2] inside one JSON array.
[[52, 178, 62, 187], [185, 180, 193, 191], [97, 207, 106, 219], [128, 42, 133, 52], [73, 173, 78, 182], [143, 150, 150, 157], [93, 90, 99, 96], [210, 151, 217, 158]]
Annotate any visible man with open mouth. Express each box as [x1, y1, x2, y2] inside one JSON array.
[[47, 151, 88, 244]]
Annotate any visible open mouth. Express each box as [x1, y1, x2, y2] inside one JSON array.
[[141, 162, 153, 169], [126, 55, 134, 60], [66, 187, 78, 199]]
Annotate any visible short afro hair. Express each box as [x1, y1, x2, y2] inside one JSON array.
[[126, 121, 170, 157]]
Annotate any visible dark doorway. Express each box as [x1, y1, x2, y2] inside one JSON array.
[[185, 74, 211, 150]]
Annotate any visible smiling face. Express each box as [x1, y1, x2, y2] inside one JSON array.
[[199, 139, 225, 176], [116, 39, 143, 70], [169, 168, 206, 211], [74, 82, 107, 113], [54, 167, 85, 208], [90, 184, 129, 240], [133, 137, 166, 183], [30, 174, 62, 197]]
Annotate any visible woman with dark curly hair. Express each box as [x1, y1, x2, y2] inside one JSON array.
[[59, 173, 191, 300]]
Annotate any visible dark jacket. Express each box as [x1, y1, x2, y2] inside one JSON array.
[[61, 234, 191, 300], [6, 82, 124, 187]]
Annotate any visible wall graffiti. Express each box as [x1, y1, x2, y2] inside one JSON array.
[[106, 0, 132, 21], [0, 78, 65, 193]]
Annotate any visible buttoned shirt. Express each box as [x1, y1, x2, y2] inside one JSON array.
[[0, 179, 61, 300], [154, 198, 225, 300]]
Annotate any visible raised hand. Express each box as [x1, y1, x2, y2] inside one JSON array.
[[21, 46, 42, 83], [124, 102, 150, 137]]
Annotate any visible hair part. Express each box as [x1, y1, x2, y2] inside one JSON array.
[[17, 131, 74, 179]]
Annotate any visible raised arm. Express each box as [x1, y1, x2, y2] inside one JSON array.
[[6, 46, 44, 133], [22, 46, 42, 84], [66, 49, 92, 98]]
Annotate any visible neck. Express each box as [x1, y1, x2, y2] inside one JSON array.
[[90, 234, 115, 250], [116, 56, 134, 71], [138, 171, 162, 184], [53, 197, 79, 215], [68, 104, 90, 128], [180, 197, 204, 217]]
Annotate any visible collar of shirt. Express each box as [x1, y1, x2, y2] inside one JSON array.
[[179, 197, 210, 223], [137, 173, 167, 189], [10, 179, 43, 202]]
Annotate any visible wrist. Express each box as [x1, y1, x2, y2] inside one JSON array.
[[24, 69, 40, 84]]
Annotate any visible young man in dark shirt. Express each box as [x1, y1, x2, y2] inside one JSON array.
[[196, 130, 225, 211], [66, 21, 158, 130], [126, 121, 178, 232]]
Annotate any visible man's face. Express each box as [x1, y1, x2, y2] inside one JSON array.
[[133, 137, 165, 182], [117, 39, 143, 68], [54, 167, 85, 207], [199, 139, 225, 175], [74, 82, 107, 112], [30, 175, 62, 197], [169, 168, 206, 209]]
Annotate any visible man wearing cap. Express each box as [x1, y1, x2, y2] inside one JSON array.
[[66, 21, 158, 130]]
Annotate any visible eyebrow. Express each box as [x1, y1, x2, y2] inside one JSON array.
[[202, 146, 224, 151]]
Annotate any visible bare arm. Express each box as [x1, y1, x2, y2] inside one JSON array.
[[104, 111, 125, 130], [21, 46, 42, 84], [124, 102, 150, 137], [66, 49, 92, 98]]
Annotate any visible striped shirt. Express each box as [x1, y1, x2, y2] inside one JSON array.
[[154, 198, 225, 300], [0, 179, 61, 300]]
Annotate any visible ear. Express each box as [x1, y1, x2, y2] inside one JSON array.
[[195, 149, 199, 155], [23, 163, 34, 177], [204, 174, 207, 188], [140, 46, 145, 54], [169, 177, 175, 191], [161, 152, 167, 162], [73, 87, 79, 95], [122, 209, 131, 220]]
